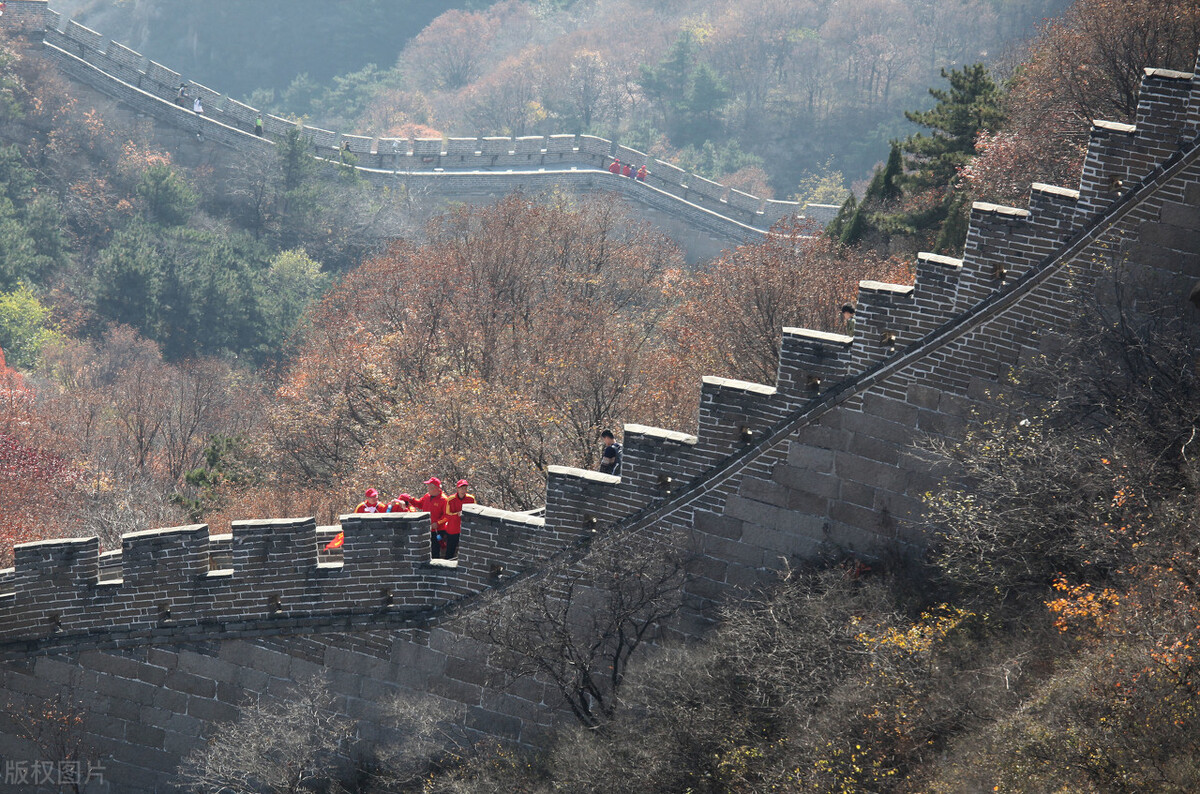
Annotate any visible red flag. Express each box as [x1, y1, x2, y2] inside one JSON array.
[[324, 531, 344, 550]]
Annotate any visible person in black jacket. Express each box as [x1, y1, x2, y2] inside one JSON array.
[[598, 429, 622, 476]]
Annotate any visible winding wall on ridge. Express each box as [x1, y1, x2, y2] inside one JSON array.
[[13, 2, 837, 263], [3, 3, 1200, 790]]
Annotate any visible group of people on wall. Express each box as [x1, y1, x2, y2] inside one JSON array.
[[328, 431, 622, 562], [326, 477, 475, 560], [608, 158, 648, 181]]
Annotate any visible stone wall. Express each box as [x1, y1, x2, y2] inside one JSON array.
[[3, 15, 1200, 793], [31, 13, 809, 260]]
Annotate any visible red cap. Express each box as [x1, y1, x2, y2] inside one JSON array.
[[424, 476, 441, 487], [365, 488, 378, 498], [456, 479, 469, 487]]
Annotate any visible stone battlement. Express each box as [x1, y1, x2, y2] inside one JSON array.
[[3, 12, 1200, 791], [4, 42, 1200, 655], [29, 7, 830, 251], [0, 504, 578, 652]]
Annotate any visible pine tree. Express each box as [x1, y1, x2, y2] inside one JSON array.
[[831, 143, 903, 245], [902, 64, 1003, 192]]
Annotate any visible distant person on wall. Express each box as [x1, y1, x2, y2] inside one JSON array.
[[355, 488, 385, 513], [444, 479, 476, 560], [405, 477, 451, 558], [175, 83, 188, 107], [255, 114, 263, 136], [598, 430, 622, 476], [637, 164, 648, 181], [841, 304, 856, 336], [608, 157, 621, 175], [622, 162, 634, 178], [193, 96, 203, 114]]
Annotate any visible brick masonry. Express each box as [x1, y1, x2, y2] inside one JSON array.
[[3, 12, 1200, 792], [23, 9, 843, 265]]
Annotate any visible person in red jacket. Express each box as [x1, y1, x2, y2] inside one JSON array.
[[444, 479, 476, 560], [608, 157, 621, 175], [621, 162, 633, 177], [405, 477, 451, 558], [387, 494, 415, 512], [355, 488, 384, 513], [636, 164, 648, 181], [326, 487, 386, 549]]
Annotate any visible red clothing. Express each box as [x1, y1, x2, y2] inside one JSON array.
[[608, 159, 621, 174], [406, 491, 450, 532], [621, 163, 633, 177], [637, 165, 647, 181], [445, 492, 476, 535], [355, 500, 384, 513]]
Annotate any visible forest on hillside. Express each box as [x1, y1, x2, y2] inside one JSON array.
[[58, 0, 1073, 198], [6, 0, 1200, 790]]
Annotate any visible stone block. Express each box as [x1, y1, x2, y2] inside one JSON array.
[[444, 137, 476, 155], [576, 135, 612, 159], [412, 137, 443, 157], [693, 510, 744, 541], [740, 523, 796, 555], [688, 174, 726, 202], [545, 134, 576, 153], [427, 675, 483, 705], [186, 695, 239, 723], [739, 476, 793, 508], [785, 443, 835, 472], [726, 188, 763, 213], [177, 649, 239, 683], [33, 656, 82, 687], [152, 686, 189, 713], [615, 144, 647, 165], [773, 466, 839, 499], [445, 657, 491, 687], [514, 135, 545, 154], [165, 670, 216, 699], [480, 137, 512, 156]]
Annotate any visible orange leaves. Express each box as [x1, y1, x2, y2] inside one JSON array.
[[117, 140, 171, 179], [1046, 577, 1121, 636]]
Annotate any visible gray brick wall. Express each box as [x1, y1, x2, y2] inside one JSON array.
[[4, 24, 1200, 794]]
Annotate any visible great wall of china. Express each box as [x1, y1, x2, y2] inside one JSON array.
[[7, 1, 837, 264], [3, 1, 1200, 789]]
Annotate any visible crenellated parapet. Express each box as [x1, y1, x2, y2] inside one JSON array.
[[4, 25, 1200, 794], [12, 51, 1200, 650], [0, 507, 565, 650], [25, 8, 831, 253]]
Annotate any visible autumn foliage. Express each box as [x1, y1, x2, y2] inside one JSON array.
[[245, 195, 905, 519], [257, 192, 682, 512]]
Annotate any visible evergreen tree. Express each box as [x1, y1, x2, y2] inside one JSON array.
[[136, 164, 198, 227], [902, 64, 1003, 192], [638, 33, 730, 148], [832, 143, 903, 245], [93, 222, 165, 336], [934, 192, 972, 254], [827, 193, 856, 241], [682, 63, 729, 144], [836, 66, 1003, 251], [871, 143, 905, 204]]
